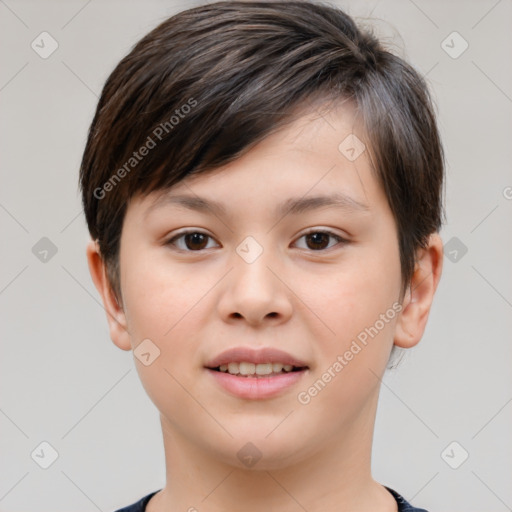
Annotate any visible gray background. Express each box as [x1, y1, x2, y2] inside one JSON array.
[[1, 0, 511, 510]]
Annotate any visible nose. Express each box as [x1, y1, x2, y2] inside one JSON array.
[[216, 242, 293, 328]]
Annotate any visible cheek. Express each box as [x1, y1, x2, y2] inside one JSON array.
[[302, 242, 401, 340], [121, 249, 221, 366], [294, 256, 401, 425], [295, 231, 402, 408], [119, 254, 209, 413], [121, 243, 194, 331]]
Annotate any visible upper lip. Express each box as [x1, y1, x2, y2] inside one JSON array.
[[205, 347, 309, 369]]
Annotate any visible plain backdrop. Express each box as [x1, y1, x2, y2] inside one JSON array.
[[1, 0, 511, 511]]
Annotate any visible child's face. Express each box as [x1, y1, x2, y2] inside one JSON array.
[[101, 102, 416, 468]]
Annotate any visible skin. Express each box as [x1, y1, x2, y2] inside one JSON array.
[[87, 101, 443, 512]]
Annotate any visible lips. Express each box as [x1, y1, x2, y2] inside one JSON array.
[[204, 346, 309, 370]]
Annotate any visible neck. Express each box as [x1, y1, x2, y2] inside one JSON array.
[[149, 392, 397, 512]]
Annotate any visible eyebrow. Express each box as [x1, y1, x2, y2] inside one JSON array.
[[145, 192, 370, 219]]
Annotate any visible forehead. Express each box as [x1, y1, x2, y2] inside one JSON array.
[[132, 100, 386, 220]]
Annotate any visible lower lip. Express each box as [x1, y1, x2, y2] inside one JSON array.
[[206, 368, 308, 400]]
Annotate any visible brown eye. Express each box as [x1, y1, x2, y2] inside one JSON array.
[[166, 231, 218, 251], [305, 232, 330, 250], [295, 230, 346, 251], [183, 233, 208, 250]]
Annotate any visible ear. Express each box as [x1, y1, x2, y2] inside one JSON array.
[[394, 233, 443, 348], [86, 239, 132, 351]]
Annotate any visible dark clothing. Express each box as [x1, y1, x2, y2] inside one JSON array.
[[113, 486, 429, 511]]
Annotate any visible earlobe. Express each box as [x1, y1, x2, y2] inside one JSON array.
[[86, 239, 132, 351], [394, 233, 443, 349]]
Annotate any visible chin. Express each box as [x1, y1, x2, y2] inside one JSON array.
[[208, 433, 308, 471]]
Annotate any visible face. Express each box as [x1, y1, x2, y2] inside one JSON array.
[[105, 102, 407, 469]]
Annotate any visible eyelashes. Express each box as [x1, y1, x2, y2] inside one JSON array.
[[294, 229, 347, 251], [166, 231, 217, 251], [165, 229, 349, 253]]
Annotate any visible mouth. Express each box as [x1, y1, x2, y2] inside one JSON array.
[[207, 362, 309, 378], [204, 346, 310, 399]]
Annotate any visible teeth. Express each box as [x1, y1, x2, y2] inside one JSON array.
[[239, 362, 255, 375], [227, 362, 239, 374], [217, 362, 299, 376], [273, 363, 284, 373], [256, 363, 272, 375]]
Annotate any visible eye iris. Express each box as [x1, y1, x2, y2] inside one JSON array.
[[177, 232, 336, 251], [185, 232, 208, 250], [306, 232, 330, 250]]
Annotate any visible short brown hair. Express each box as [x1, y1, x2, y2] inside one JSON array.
[[79, 0, 444, 307]]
